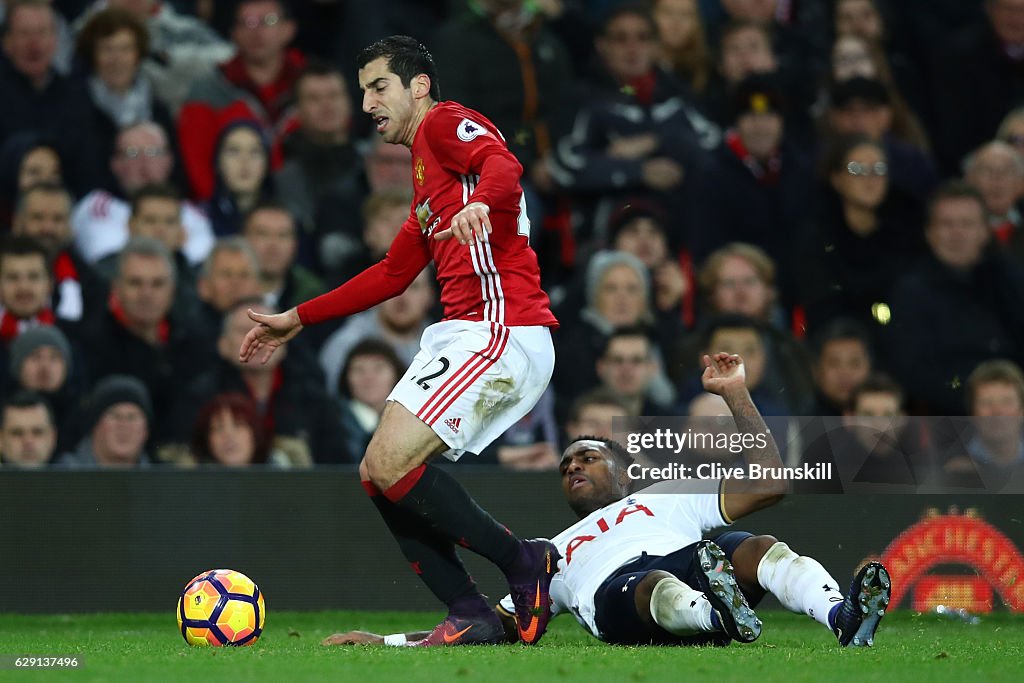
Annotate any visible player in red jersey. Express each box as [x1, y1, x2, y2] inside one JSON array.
[[239, 36, 559, 646]]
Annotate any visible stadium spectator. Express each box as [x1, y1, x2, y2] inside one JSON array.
[[831, 0, 923, 118], [432, 0, 574, 195], [204, 120, 275, 237], [595, 326, 673, 416], [177, 0, 303, 201], [799, 136, 925, 334], [809, 318, 873, 417], [929, 0, 1024, 174], [553, 251, 657, 411], [690, 74, 814, 306], [962, 140, 1024, 262], [171, 300, 346, 464], [187, 391, 310, 468], [0, 135, 62, 226], [12, 182, 108, 326], [651, 0, 712, 95], [996, 106, 1024, 157], [241, 201, 324, 312], [0, 390, 58, 468], [275, 61, 359, 257], [563, 387, 630, 446], [329, 188, 411, 286], [319, 268, 436, 398], [700, 20, 777, 128], [336, 339, 404, 466], [684, 315, 789, 416], [73, 0, 235, 112], [95, 183, 200, 319], [823, 37, 930, 154], [884, 181, 1024, 415], [60, 374, 152, 468], [194, 237, 262, 345], [6, 325, 81, 454], [938, 359, 1024, 491], [676, 243, 815, 414], [547, 4, 717, 243], [315, 139, 412, 282], [0, 0, 98, 195], [0, 236, 56, 388], [606, 200, 687, 321], [841, 373, 922, 486], [79, 237, 211, 441], [823, 76, 937, 203], [75, 7, 177, 194], [71, 121, 214, 266]]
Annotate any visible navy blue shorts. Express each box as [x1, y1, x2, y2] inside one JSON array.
[[592, 531, 765, 646]]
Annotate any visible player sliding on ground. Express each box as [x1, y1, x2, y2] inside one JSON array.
[[239, 36, 560, 646], [325, 353, 892, 647]]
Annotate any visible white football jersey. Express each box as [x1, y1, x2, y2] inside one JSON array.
[[501, 487, 728, 639]]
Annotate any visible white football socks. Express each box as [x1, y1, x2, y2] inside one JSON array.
[[756, 542, 843, 629], [650, 576, 715, 635]]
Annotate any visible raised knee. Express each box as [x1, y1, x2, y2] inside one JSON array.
[[358, 458, 370, 482]]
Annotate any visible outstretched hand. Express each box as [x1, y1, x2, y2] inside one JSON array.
[[700, 352, 747, 397], [238, 308, 303, 365], [434, 201, 491, 245]]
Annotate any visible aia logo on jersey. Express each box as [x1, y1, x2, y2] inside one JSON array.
[[414, 156, 425, 185], [457, 118, 486, 142], [445, 417, 462, 434]]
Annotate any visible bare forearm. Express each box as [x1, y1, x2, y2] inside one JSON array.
[[722, 387, 783, 471]]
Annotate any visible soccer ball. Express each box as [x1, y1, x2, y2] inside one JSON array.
[[176, 569, 265, 646]]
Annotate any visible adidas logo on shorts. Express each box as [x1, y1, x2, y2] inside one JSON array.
[[445, 417, 462, 434]]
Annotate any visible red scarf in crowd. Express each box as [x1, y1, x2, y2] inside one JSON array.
[[108, 291, 170, 345], [0, 308, 55, 344], [248, 366, 285, 437], [726, 129, 782, 186], [624, 70, 657, 107]]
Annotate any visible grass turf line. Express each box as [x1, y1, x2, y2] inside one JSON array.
[[0, 611, 1022, 683]]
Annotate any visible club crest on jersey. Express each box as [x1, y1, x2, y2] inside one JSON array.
[[457, 118, 486, 142], [414, 156, 425, 185]]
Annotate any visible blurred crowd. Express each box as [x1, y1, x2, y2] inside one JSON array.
[[0, 0, 1023, 482]]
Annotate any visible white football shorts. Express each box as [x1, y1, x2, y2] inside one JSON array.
[[387, 319, 555, 460]]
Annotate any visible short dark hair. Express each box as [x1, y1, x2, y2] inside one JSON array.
[[356, 35, 440, 101], [601, 325, 654, 358], [849, 373, 904, 412], [339, 339, 405, 398], [698, 314, 763, 354], [567, 387, 632, 424], [719, 19, 772, 49], [809, 317, 872, 362], [569, 434, 635, 471], [0, 235, 49, 274], [598, 2, 657, 37], [925, 179, 986, 227], [129, 183, 181, 217], [295, 59, 345, 96], [1, 390, 56, 428], [76, 7, 149, 70], [242, 199, 296, 233], [16, 181, 72, 218]]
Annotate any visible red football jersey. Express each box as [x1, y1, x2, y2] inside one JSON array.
[[297, 101, 557, 329]]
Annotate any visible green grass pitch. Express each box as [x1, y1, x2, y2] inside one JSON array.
[[1, 611, 1022, 682]]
